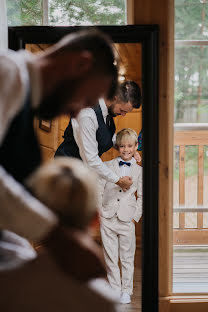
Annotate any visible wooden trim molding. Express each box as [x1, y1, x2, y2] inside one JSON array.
[[133, 0, 175, 305], [160, 296, 208, 312], [173, 229, 208, 244], [126, 0, 135, 24]]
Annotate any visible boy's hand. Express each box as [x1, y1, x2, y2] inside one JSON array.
[[116, 176, 132, 192], [132, 219, 136, 225]]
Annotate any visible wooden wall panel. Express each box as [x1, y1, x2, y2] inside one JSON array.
[[133, 0, 175, 299], [40, 146, 56, 162], [114, 43, 142, 86], [34, 118, 59, 163]]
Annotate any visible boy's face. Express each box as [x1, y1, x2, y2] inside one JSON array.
[[118, 139, 138, 161]]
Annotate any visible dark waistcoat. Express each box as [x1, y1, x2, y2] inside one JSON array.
[[0, 92, 41, 183], [55, 103, 116, 159]]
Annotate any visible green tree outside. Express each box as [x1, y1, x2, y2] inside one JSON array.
[[175, 1, 208, 179], [7, 0, 125, 26]]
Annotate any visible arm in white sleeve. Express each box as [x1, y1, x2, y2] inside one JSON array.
[[0, 51, 58, 240], [0, 166, 57, 241], [73, 114, 119, 183], [0, 51, 29, 144], [97, 176, 107, 213], [134, 167, 143, 222]]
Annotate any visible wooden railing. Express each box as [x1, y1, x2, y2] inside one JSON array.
[[174, 123, 208, 245]]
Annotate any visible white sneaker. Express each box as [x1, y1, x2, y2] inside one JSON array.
[[120, 292, 131, 304]]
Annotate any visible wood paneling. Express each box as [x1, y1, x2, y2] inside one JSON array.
[[34, 119, 59, 162], [175, 131, 208, 145], [160, 296, 208, 312], [26, 44, 51, 53], [27, 44, 58, 163], [114, 43, 142, 87], [134, 0, 175, 299], [173, 229, 208, 245]]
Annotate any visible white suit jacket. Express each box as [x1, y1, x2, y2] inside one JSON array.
[[99, 158, 142, 223]]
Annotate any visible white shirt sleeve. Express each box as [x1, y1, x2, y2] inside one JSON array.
[[134, 166, 143, 223], [0, 167, 57, 241], [97, 176, 107, 212], [0, 50, 58, 240], [72, 110, 119, 183], [0, 50, 28, 144]]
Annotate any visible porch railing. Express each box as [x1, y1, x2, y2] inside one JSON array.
[[174, 123, 208, 245]]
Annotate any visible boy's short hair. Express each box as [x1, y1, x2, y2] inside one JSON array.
[[116, 128, 138, 148], [25, 157, 98, 230]]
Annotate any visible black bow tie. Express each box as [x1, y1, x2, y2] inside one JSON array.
[[119, 161, 131, 167]]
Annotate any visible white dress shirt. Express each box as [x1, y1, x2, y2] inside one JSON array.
[[117, 157, 136, 178], [0, 49, 57, 241], [71, 99, 119, 183]]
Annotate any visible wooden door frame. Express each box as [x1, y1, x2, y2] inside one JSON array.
[[9, 25, 159, 311]]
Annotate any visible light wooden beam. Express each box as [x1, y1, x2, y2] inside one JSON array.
[[133, 0, 175, 301]]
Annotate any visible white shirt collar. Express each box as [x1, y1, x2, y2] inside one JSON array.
[[99, 98, 108, 120]]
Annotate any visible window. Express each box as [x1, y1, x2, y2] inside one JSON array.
[[7, 0, 126, 26], [173, 0, 208, 294]]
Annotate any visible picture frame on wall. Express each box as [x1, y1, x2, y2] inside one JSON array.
[[39, 119, 52, 132]]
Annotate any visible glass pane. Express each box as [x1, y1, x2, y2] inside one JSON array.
[[7, 0, 43, 26], [185, 146, 198, 208], [49, 0, 126, 26], [173, 213, 180, 229], [203, 213, 208, 228], [175, 45, 208, 123], [175, 0, 208, 40], [203, 145, 208, 207], [174, 145, 179, 207], [173, 44, 208, 293], [185, 212, 197, 228], [174, 0, 208, 297], [173, 141, 208, 292], [173, 146, 180, 229], [173, 246, 208, 293]]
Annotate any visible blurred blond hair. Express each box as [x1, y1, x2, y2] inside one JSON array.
[[25, 157, 98, 230]]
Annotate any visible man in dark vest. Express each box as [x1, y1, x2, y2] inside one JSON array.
[[55, 81, 141, 192], [0, 29, 118, 272]]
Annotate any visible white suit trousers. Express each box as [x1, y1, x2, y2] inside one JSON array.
[[100, 215, 136, 295]]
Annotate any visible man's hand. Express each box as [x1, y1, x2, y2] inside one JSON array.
[[134, 151, 141, 163], [116, 176, 133, 192]]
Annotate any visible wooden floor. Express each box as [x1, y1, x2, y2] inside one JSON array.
[[118, 248, 142, 312], [173, 245, 208, 293]]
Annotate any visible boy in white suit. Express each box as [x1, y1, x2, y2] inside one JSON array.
[[99, 128, 142, 304]]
